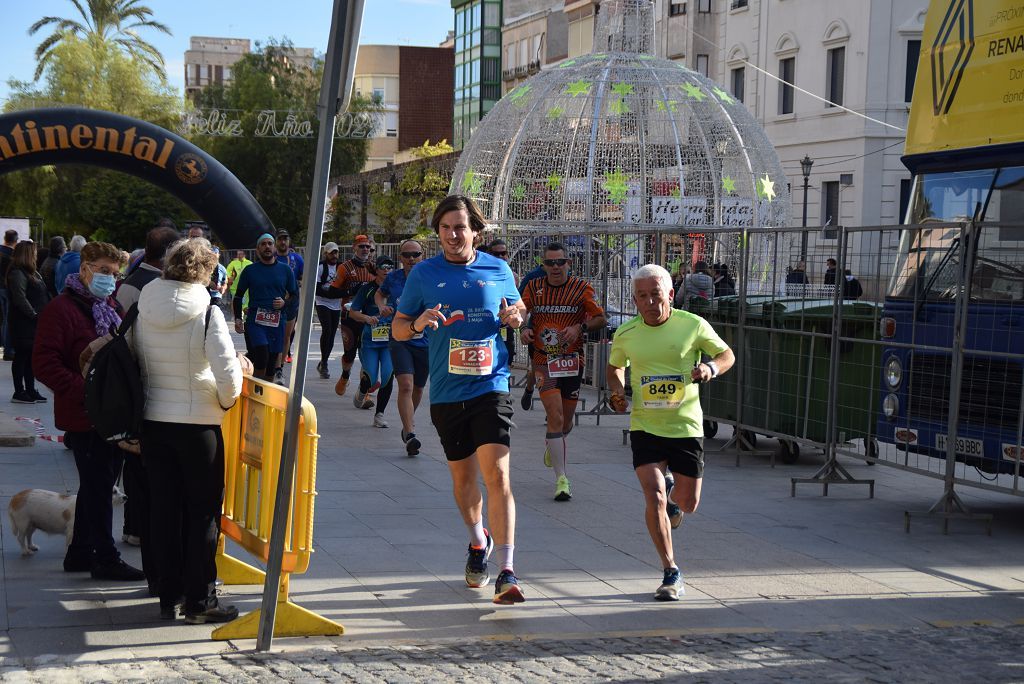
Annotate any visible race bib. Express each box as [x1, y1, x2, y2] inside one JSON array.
[[449, 339, 494, 376], [547, 353, 580, 378], [254, 308, 281, 327], [640, 375, 686, 409], [371, 324, 391, 342]]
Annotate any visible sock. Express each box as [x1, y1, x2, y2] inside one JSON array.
[[468, 520, 486, 548], [342, 366, 351, 380], [546, 432, 566, 478], [359, 372, 371, 394], [495, 543, 514, 572]]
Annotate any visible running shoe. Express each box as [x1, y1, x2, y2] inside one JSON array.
[[273, 370, 286, 387], [353, 392, 375, 410], [402, 431, 421, 457], [493, 569, 526, 604], [465, 530, 493, 587], [654, 567, 684, 601], [334, 375, 348, 396], [317, 361, 330, 379], [520, 388, 533, 411], [11, 391, 33, 404], [554, 475, 572, 502], [667, 502, 683, 529], [543, 446, 552, 468], [29, 389, 47, 403], [664, 473, 675, 496], [373, 413, 388, 428], [353, 390, 366, 409], [286, 354, 293, 364]]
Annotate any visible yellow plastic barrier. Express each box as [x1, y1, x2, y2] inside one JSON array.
[[211, 376, 343, 640]]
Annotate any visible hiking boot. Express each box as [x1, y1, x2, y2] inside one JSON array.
[[667, 502, 683, 529], [317, 361, 330, 379], [402, 431, 421, 457], [334, 375, 349, 396], [184, 603, 239, 625], [493, 569, 526, 604], [554, 475, 572, 502], [654, 567, 684, 601], [373, 413, 388, 428], [91, 558, 146, 581], [465, 530, 493, 588], [520, 388, 533, 411], [11, 391, 33, 404]]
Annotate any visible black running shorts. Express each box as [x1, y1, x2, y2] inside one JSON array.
[[430, 391, 515, 462], [630, 431, 704, 479]]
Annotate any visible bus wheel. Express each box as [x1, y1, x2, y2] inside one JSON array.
[[704, 420, 719, 438], [777, 440, 799, 465], [864, 438, 879, 465], [738, 430, 757, 450]]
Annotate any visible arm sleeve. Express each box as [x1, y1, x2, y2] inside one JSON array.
[[397, 269, 425, 318], [204, 307, 243, 409], [8, 270, 36, 320], [286, 268, 298, 297]]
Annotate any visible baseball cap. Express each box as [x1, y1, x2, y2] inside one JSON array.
[[323, 241, 340, 253], [353, 234, 372, 246], [276, 230, 290, 239], [375, 256, 396, 269]]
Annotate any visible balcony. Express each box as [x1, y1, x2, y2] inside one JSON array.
[[502, 68, 517, 81], [527, 59, 541, 75]]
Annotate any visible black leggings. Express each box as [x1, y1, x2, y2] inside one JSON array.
[[11, 342, 35, 393], [316, 305, 341, 362], [142, 420, 224, 613]]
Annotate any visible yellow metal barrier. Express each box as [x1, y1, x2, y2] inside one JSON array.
[[211, 376, 343, 640]]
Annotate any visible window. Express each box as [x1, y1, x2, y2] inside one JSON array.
[[482, 57, 499, 82], [778, 57, 795, 114], [505, 44, 514, 69], [670, 1, 686, 16], [730, 66, 744, 102], [822, 181, 840, 226], [484, 1, 500, 26], [518, 39, 528, 68], [899, 178, 912, 223], [731, 0, 748, 7], [372, 87, 384, 104], [532, 34, 542, 63], [697, 0, 711, 12], [223, 66, 232, 81], [826, 46, 845, 107], [696, 54, 709, 77], [905, 39, 921, 102]]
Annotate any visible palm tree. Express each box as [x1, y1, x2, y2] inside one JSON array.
[[29, 0, 172, 81]]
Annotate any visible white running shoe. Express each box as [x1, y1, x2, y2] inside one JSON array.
[[373, 413, 388, 428]]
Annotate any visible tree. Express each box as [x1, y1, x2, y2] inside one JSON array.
[[29, 0, 171, 81], [368, 141, 453, 240], [192, 40, 371, 244]]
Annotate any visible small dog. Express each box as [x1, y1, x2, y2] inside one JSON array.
[[8, 486, 126, 556]]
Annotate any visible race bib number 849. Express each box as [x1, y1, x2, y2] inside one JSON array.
[[640, 374, 686, 409]]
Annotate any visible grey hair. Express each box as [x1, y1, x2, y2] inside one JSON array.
[[69, 235, 87, 252], [632, 264, 673, 294]]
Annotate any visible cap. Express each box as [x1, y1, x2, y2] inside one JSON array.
[[353, 234, 371, 246], [375, 255, 396, 269], [323, 241, 340, 253], [276, 230, 290, 239]]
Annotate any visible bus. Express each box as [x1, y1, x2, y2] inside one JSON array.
[[877, 0, 1024, 473]]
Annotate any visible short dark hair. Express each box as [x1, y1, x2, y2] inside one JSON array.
[[695, 260, 708, 272], [153, 217, 177, 230], [486, 238, 507, 253], [545, 241, 566, 255], [431, 195, 486, 234], [4, 230, 18, 245], [145, 226, 182, 264], [827, 258, 837, 266]]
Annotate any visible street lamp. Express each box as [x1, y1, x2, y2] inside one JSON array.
[[799, 155, 813, 259]]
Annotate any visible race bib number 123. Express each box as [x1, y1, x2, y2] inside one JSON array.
[[449, 339, 494, 376]]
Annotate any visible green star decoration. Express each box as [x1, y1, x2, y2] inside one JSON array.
[[603, 168, 630, 205], [608, 97, 630, 116], [682, 82, 706, 101], [546, 173, 562, 192], [722, 176, 737, 194], [756, 174, 776, 201], [508, 84, 531, 106], [558, 59, 577, 69], [712, 86, 735, 105], [546, 106, 565, 119], [610, 82, 634, 97], [670, 187, 681, 198], [565, 80, 592, 97], [656, 99, 678, 113], [591, 53, 607, 60], [462, 168, 483, 196], [511, 182, 526, 201]]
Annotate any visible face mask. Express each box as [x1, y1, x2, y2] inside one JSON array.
[[845, 275, 854, 282], [88, 273, 117, 298]]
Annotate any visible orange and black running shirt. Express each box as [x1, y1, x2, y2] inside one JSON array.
[[331, 259, 374, 304], [520, 275, 604, 363]]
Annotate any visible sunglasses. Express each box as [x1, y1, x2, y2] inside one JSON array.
[[378, 265, 394, 271], [543, 258, 569, 267], [356, 244, 374, 250], [400, 251, 423, 258]]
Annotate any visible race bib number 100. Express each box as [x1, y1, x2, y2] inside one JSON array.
[[449, 339, 494, 375], [547, 353, 580, 378], [640, 374, 686, 409]]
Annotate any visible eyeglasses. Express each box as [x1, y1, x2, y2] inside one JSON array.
[[85, 262, 122, 277], [400, 251, 423, 258], [543, 258, 569, 267], [491, 251, 508, 258]]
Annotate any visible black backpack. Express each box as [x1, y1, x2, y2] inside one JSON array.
[[84, 303, 214, 442]]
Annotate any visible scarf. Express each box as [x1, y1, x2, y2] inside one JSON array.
[[64, 273, 122, 337]]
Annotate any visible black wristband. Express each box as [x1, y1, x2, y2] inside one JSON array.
[[409, 320, 421, 335]]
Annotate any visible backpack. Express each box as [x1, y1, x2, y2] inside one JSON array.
[[84, 303, 214, 442]]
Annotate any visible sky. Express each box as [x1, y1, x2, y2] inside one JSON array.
[[0, 0, 454, 101]]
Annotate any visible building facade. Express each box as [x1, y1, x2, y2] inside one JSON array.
[[184, 37, 316, 100], [452, 0, 504, 149]]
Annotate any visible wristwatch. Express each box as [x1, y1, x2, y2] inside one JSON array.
[[705, 361, 719, 378]]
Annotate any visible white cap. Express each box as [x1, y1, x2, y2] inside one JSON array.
[[323, 242, 340, 253]]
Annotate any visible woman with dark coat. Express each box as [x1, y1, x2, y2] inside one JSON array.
[[7, 241, 50, 403]]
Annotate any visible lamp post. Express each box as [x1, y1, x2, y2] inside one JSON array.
[[799, 155, 813, 260]]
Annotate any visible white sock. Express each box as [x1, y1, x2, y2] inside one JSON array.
[[468, 520, 486, 548], [495, 543, 514, 572], [546, 432, 566, 478]]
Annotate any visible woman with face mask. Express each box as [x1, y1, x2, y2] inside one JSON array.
[[33, 241, 146, 583]]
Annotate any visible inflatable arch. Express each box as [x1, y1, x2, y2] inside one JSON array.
[[0, 107, 272, 247]]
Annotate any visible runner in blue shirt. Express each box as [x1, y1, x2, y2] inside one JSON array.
[[233, 233, 298, 383], [375, 239, 429, 455], [349, 256, 396, 428], [393, 195, 527, 606]]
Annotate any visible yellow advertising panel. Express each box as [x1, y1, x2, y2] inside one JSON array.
[[906, 0, 1024, 156]]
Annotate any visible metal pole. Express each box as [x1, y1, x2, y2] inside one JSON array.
[[942, 222, 976, 501], [256, 0, 364, 652], [800, 176, 809, 259]]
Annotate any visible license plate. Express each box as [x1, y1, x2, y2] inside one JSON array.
[[935, 433, 984, 457]]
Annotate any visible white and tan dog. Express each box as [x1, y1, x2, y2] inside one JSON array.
[[8, 487, 126, 556]]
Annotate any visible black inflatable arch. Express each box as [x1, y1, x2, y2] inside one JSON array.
[[0, 107, 272, 248]]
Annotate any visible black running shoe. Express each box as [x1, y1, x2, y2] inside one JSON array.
[[464, 529, 493, 587], [520, 388, 533, 411], [184, 603, 239, 624], [493, 569, 526, 604], [403, 431, 421, 457]]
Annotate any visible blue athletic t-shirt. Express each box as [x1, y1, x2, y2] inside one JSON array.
[[398, 251, 521, 404], [351, 281, 391, 348], [381, 267, 428, 347], [235, 260, 298, 312], [278, 250, 304, 282]]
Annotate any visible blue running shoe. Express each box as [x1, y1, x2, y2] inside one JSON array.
[[655, 567, 684, 601], [465, 530, 493, 587], [493, 569, 525, 604]]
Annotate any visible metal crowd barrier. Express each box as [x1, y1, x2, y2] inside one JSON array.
[[212, 377, 341, 640]]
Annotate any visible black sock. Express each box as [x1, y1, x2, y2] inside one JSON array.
[[342, 369, 351, 379], [359, 372, 371, 394]]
